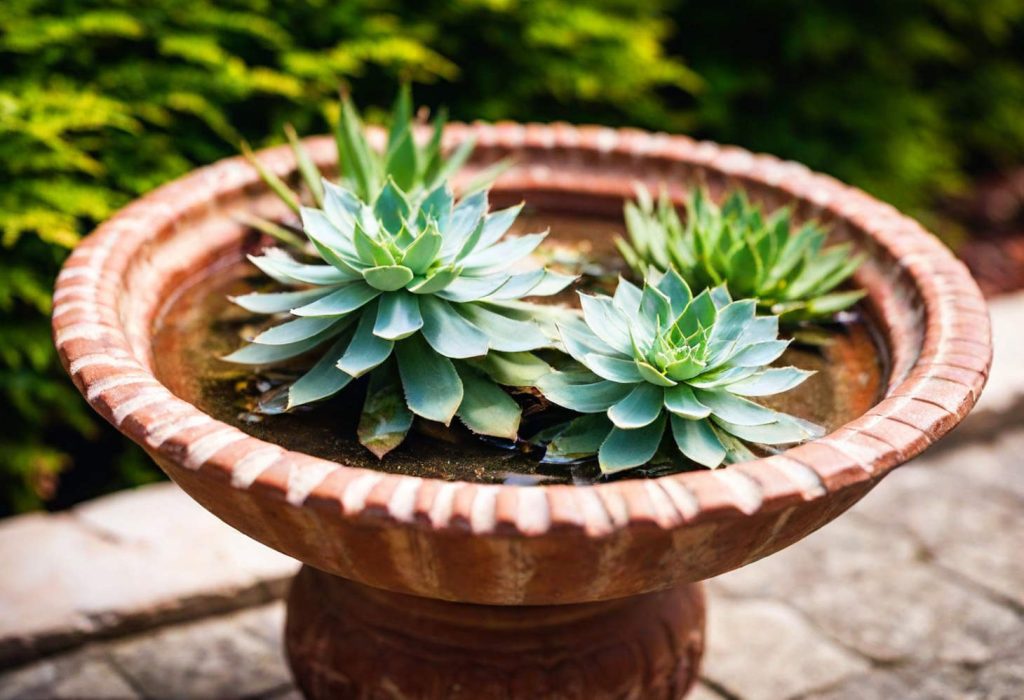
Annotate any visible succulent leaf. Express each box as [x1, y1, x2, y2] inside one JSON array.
[[618, 187, 866, 322], [357, 359, 414, 459], [288, 333, 356, 409], [395, 333, 463, 425], [536, 274, 821, 473], [455, 364, 521, 440], [598, 414, 667, 473]]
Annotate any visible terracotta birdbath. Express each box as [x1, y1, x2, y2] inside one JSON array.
[[53, 123, 991, 699]]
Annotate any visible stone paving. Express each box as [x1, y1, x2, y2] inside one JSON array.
[[2, 292, 1022, 699]]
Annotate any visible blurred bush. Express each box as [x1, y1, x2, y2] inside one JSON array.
[[672, 0, 1024, 216], [0, 0, 692, 514], [1, 0, 1021, 513]]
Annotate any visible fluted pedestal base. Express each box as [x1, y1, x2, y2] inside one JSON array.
[[285, 565, 705, 699]]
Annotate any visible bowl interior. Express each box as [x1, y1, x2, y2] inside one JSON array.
[[148, 190, 888, 486]]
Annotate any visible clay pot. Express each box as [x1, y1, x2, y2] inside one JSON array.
[[53, 124, 991, 699]]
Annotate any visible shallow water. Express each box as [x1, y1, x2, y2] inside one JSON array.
[[152, 209, 886, 485]]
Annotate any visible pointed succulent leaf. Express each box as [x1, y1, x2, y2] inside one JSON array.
[[222, 319, 348, 364], [686, 365, 760, 389], [677, 289, 716, 336], [584, 353, 644, 384], [362, 265, 414, 291], [237, 214, 307, 250], [241, 141, 299, 214], [578, 294, 633, 356], [323, 180, 361, 227], [419, 296, 490, 358], [708, 300, 757, 348], [409, 265, 459, 294], [612, 277, 644, 316], [288, 333, 354, 408], [384, 108, 417, 191], [635, 361, 678, 387], [374, 178, 412, 233], [663, 385, 712, 419], [230, 287, 338, 314], [726, 340, 789, 367], [654, 268, 693, 318], [441, 189, 488, 257], [535, 372, 633, 413], [477, 203, 524, 249], [434, 136, 476, 184], [607, 383, 664, 428], [435, 274, 510, 303], [401, 224, 444, 274], [639, 283, 672, 327], [290, 283, 380, 317], [802, 289, 866, 317], [710, 415, 820, 445], [670, 415, 726, 468], [713, 427, 758, 464], [727, 367, 813, 397], [460, 158, 513, 195], [455, 218, 488, 260], [395, 334, 463, 425], [248, 252, 353, 286], [252, 315, 339, 345], [544, 414, 614, 462], [693, 389, 779, 426], [337, 303, 394, 378], [598, 413, 666, 474], [357, 358, 414, 458], [456, 305, 549, 352], [353, 220, 395, 266], [454, 364, 521, 439], [284, 124, 325, 207], [461, 232, 547, 273], [417, 184, 453, 230], [487, 269, 575, 300], [335, 93, 378, 200], [469, 351, 551, 387], [557, 320, 613, 363], [373, 292, 423, 340]]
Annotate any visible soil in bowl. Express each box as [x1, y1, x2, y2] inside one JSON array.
[[152, 207, 888, 486]]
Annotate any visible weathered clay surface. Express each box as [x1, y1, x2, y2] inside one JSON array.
[[50, 123, 992, 606], [286, 566, 705, 699]]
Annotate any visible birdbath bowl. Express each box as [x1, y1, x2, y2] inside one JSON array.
[[53, 123, 991, 699]]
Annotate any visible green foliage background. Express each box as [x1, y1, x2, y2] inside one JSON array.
[[1, 0, 1021, 513]]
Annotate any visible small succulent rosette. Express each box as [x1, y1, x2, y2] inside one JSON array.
[[225, 177, 573, 457], [618, 187, 865, 323], [536, 270, 824, 474]]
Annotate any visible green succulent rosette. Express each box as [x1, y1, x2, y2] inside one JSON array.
[[536, 270, 824, 474], [617, 187, 866, 323], [224, 176, 573, 458]]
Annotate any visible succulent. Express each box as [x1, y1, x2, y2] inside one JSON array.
[[224, 176, 574, 458], [536, 270, 823, 473], [617, 187, 866, 322], [241, 85, 508, 248]]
